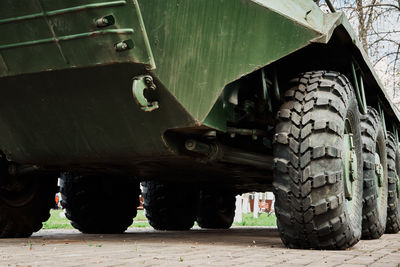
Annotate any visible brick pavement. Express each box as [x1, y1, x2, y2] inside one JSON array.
[[0, 227, 399, 267]]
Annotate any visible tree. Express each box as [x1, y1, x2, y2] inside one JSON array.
[[318, 0, 400, 105]]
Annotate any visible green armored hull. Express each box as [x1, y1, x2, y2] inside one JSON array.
[[0, 0, 399, 249]]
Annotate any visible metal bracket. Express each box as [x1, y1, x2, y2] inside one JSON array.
[[375, 152, 384, 187], [132, 0, 156, 70], [132, 75, 159, 112], [392, 126, 399, 147], [272, 67, 281, 102], [378, 102, 388, 139], [325, 0, 336, 12], [261, 68, 272, 113], [351, 61, 367, 115]]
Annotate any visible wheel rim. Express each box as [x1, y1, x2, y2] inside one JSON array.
[[394, 146, 400, 209], [343, 119, 358, 213], [374, 145, 385, 210]]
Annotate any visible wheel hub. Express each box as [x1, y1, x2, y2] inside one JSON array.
[[375, 152, 384, 187], [0, 177, 37, 207], [343, 133, 357, 201]]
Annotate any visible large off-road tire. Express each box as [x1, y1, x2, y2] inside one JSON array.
[[141, 181, 198, 230], [196, 189, 236, 229], [360, 108, 388, 239], [385, 132, 400, 233], [273, 71, 363, 249], [0, 171, 57, 238], [60, 173, 140, 234]]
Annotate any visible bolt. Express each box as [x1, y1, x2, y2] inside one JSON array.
[[185, 140, 196, 151], [95, 17, 109, 27], [349, 150, 357, 182], [349, 134, 355, 149], [115, 42, 128, 52]]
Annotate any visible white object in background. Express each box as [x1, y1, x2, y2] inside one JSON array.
[[266, 191, 275, 213], [233, 195, 243, 223], [253, 192, 260, 218], [242, 194, 250, 213]]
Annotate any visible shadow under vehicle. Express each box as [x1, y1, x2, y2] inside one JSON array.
[[0, 0, 399, 249]]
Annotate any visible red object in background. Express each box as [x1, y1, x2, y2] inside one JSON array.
[[137, 195, 144, 210], [250, 199, 273, 212], [249, 199, 254, 212], [259, 200, 273, 212]]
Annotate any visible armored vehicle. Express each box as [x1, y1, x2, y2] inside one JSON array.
[[0, 0, 399, 249]]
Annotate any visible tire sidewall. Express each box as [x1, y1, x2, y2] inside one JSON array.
[[343, 93, 363, 241]]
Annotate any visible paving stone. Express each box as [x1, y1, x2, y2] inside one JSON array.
[[0, 227, 398, 266]]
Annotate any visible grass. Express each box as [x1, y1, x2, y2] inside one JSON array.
[[234, 212, 276, 227], [42, 209, 276, 230], [43, 209, 74, 229], [43, 209, 150, 229]]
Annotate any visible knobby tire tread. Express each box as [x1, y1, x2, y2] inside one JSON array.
[[141, 181, 197, 231], [60, 173, 140, 234], [196, 189, 236, 229], [360, 107, 387, 239], [273, 71, 363, 250], [385, 132, 400, 233]]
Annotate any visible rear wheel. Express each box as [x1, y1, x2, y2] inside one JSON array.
[[385, 132, 400, 233], [60, 173, 140, 234], [0, 159, 57, 237], [273, 71, 363, 249], [141, 181, 198, 230], [196, 188, 236, 229], [360, 108, 388, 239]]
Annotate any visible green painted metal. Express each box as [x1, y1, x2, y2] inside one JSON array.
[[378, 103, 388, 140], [0, 29, 134, 50], [0, 64, 195, 164], [0, 1, 126, 24], [343, 132, 357, 201], [351, 62, 368, 115], [132, 0, 155, 70], [0, 0, 155, 77], [359, 76, 368, 115], [375, 152, 384, 187], [343, 123, 359, 227], [343, 133, 352, 200], [374, 150, 385, 213], [0, 0, 399, 169], [139, 0, 321, 122]]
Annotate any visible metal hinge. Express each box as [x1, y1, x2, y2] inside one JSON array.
[[132, 75, 159, 112]]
